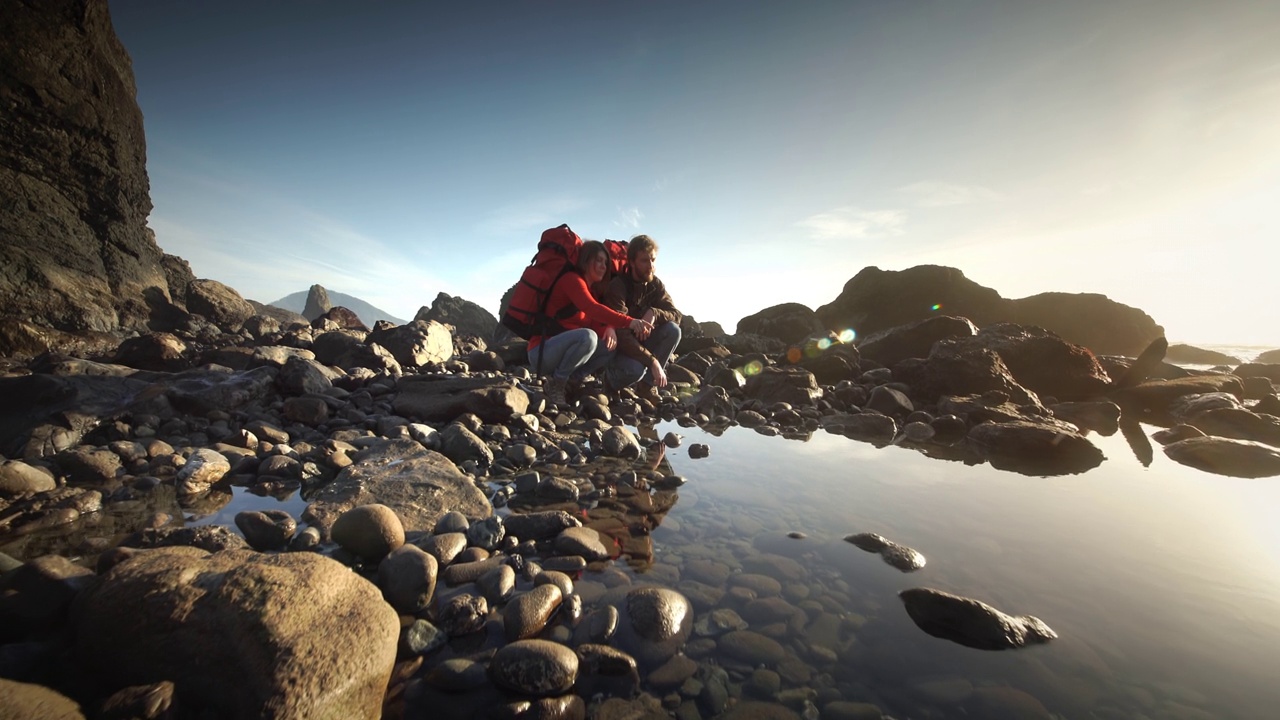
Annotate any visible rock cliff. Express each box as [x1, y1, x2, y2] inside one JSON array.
[[0, 0, 176, 351]]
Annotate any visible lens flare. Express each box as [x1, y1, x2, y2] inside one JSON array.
[[931, 304, 941, 311], [742, 360, 763, 376], [817, 338, 832, 350], [786, 347, 802, 363], [839, 329, 856, 343], [804, 342, 821, 359]]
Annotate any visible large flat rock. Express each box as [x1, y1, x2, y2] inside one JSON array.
[[304, 439, 492, 535]]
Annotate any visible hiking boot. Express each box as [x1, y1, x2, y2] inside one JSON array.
[[545, 377, 568, 407]]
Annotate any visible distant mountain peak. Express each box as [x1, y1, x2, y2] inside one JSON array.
[[269, 287, 406, 327]]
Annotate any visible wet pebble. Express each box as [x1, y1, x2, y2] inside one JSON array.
[[503, 583, 564, 641], [554, 527, 611, 561], [489, 639, 579, 696], [436, 593, 488, 636], [688, 444, 710, 459], [330, 503, 404, 560], [233, 509, 296, 551], [377, 544, 439, 614]]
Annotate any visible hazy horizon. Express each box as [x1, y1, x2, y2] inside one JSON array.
[[108, 0, 1280, 347]]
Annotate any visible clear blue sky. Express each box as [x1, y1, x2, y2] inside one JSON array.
[[108, 0, 1280, 346]]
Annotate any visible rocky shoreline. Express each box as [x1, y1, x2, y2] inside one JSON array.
[[2, 307, 1279, 718]]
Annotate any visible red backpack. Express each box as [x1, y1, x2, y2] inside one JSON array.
[[603, 239, 629, 279], [500, 224, 583, 340]]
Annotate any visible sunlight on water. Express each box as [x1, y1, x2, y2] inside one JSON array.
[[649, 422, 1280, 719]]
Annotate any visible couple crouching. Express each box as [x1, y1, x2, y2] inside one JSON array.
[[527, 235, 681, 407]]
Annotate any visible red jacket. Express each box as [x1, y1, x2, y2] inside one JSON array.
[[528, 271, 633, 350]]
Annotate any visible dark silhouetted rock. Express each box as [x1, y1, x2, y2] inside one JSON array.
[[856, 315, 978, 368], [415, 292, 498, 340], [1009, 292, 1163, 357], [1163, 436, 1280, 477], [964, 323, 1112, 401], [736, 303, 825, 344], [1166, 344, 1242, 365], [742, 366, 820, 407], [817, 266, 1163, 357], [896, 339, 1040, 407], [967, 420, 1105, 476], [817, 266, 1005, 340]]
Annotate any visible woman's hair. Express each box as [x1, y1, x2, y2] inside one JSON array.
[[577, 240, 606, 273]]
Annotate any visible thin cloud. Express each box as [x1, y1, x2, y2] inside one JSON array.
[[898, 181, 1005, 207], [796, 207, 906, 241], [615, 206, 643, 229], [476, 197, 589, 237]]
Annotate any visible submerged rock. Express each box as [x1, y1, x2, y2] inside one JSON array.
[[899, 587, 1057, 650], [844, 532, 926, 572]]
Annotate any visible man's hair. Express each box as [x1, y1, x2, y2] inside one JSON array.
[[628, 234, 659, 264]]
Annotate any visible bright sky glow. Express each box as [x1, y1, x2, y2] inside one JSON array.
[[109, 0, 1280, 346]]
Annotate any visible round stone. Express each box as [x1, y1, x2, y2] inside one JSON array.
[[234, 510, 297, 551], [331, 504, 405, 560], [489, 639, 578, 696], [503, 583, 563, 641]]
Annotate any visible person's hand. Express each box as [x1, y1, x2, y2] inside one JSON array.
[[602, 326, 617, 351], [650, 358, 668, 388], [629, 318, 653, 339]]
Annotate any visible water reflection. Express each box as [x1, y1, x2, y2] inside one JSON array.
[[653, 420, 1280, 718]]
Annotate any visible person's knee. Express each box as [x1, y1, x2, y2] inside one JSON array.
[[608, 358, 646, 389]]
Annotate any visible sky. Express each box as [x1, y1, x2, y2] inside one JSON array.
[[107, 0, 1280, 346]]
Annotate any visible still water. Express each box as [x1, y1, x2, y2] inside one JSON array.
[[641, 420, 1280, 719], [196, 417, 1280, 718]]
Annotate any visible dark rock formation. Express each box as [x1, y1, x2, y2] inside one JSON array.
[[1166, 344, 1242, 365], [1008, 292, 1163, 357], [415, 292, 498, 339], [186, 279, 255, 333], [272, 286, 406, 327], [816, 266, 1163, 356], [302, 284, 332, 321], [817, 266, 1005, 341], [247, 300, 307, 329], [0, 0, 171, 353], [857, 315, 979, 368], [1164, 436, 1280, 478], [735, 303, 824, 344]]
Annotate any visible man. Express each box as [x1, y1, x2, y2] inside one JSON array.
[[601, 234, 682, 398]]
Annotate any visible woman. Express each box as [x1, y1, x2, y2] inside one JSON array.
[[527, 241, 652, 406]]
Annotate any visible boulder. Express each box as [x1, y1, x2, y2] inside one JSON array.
[[895, 340, 1040, 407], [857, 315, 979, 367], [742, 366, 821, 407], [0, 0, 171, 349], [1164, 436, 1280, 478], [967, 420, 1104, 476], [610, 587, 694, 671], [415, 292, 498, 340], [312, 306, 368, 332], [817, 266, 1006, 341], [304, 439, 491, 536], [1112, 375, 1245, 417], [164, 366, 277, 417], [1165, 344, 1242, 365], [816, 266, 1163, 356], [1234, 363, 1280, 384], [899, 587, 1057, 650], [963, 323, 1112, 401], [75, 546, 399, 719], [186, 279, 255, 333], [0, 373, 152, 460], [111, 333, 189, 372], [0, 678, 84, 720], [393, 376, 529, 424], [367, 320, 453, 368], [311, 331, 400, 374], [735, 303, 825, 344], [1008, 292, 1164, 357]]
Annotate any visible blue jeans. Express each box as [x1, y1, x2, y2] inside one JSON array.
[[570, 338, 617, 384], [527, 328, 597, 380], [607, 321, 681, 389]]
